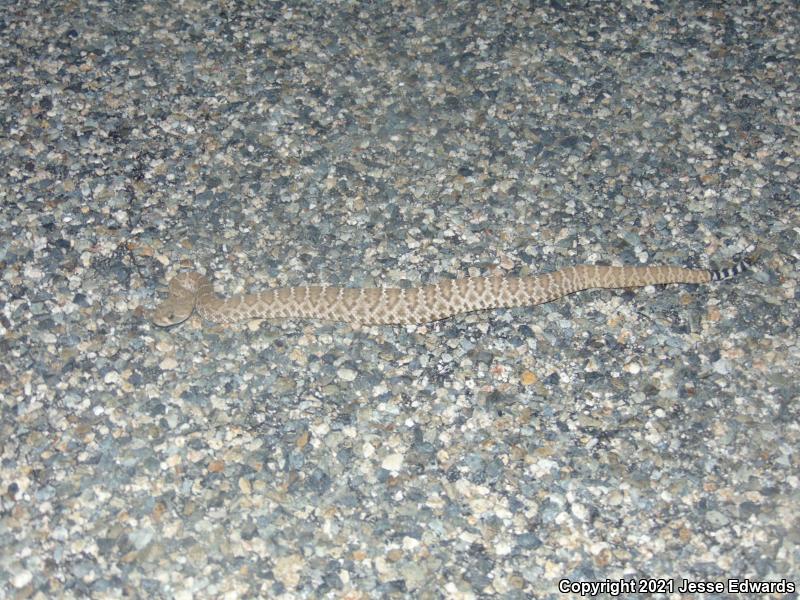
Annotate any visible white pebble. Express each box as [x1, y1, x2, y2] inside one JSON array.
[[12, 570, 32, 589], [337, 368, 356, 381], [381, 453, 404, 472], [571, 502, 589, 521], [623, 361, 641, 374], [160, 357, 178, 370], [713, 358, 732, 375]]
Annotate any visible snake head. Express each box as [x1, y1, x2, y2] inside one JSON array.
[[150, 273, 202, 327], [150, 296, 195, 327]]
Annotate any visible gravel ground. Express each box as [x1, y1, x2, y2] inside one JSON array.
[[2, 1, 798, 598]]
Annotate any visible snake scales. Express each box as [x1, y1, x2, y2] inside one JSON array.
[[151, 251, 755, 327]]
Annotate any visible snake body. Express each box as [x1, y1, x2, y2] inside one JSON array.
[[151, 253, 754, 327]]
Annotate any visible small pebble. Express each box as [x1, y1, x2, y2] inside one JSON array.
[[12, 570, 33, 589], [159, 356, 178, 370], [337, 368, 357, 381], [381, 453, 404, 472]]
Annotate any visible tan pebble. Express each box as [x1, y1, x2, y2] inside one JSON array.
[[386, 548, 403, 561], [273, 554, 303, 588], [289, 348, 307, 364], [135, 243, 154, 257], [594, 547, 612, 567], [722, 346, 745, 359], [239, 477, 251, 495], [520, 370, 537, 385], [208, 459, 225, 473], [186, 449, 204, 463], [152, 502, 167, 521], [678, 526, 692, 542], [296, 430, 310, 449], [699, 173, 719, 185]]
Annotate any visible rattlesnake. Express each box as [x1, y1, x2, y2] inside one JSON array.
[[151, 250, 755, 327]]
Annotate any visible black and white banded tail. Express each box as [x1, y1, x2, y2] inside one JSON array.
[[709, 250, 758, 282]]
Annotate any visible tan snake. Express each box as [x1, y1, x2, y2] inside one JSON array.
[[151, 251, 755, 327]]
